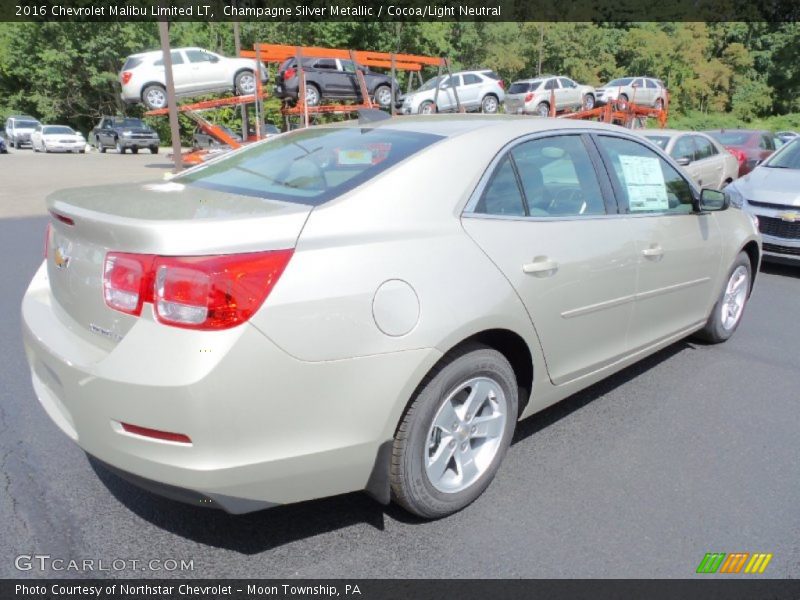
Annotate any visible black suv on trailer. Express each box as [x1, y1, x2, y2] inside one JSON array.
[[91, 116, 160, 154], [274, 57, 398, 108]]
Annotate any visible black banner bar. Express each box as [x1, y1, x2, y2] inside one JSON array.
[[5, 580, 800, 600], [2, 0, 799, 22]]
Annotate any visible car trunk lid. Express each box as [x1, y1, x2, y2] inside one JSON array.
[[46, 181, 312, 348]]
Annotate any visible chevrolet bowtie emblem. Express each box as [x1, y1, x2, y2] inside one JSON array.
[[779, 212, 798, 223], [54, 245, 71, 269]]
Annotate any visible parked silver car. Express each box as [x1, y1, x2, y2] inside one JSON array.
[[726, 138, 800, 264], [641, 130, 739, 189], [503, 76, 596, 117], [22, 116, 759, 519], [596, 76, 667, 109], [399, 69, 504, 114]]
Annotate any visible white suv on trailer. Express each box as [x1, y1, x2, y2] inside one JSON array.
[[119, 47, 268, 110]]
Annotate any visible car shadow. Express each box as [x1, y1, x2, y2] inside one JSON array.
[[90, 339, 694, 550], [760, 261, 799, 279]]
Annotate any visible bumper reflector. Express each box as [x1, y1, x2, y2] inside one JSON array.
[[120, 422, 192, 444]]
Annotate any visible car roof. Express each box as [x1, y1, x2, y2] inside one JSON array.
[[324, 113, 637, 139], [128, 47, 206, 58], [641, 129, 710, 138]]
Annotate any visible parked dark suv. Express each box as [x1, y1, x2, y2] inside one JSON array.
[[274, 57, 398, 108], [91, 116, 160, 154]]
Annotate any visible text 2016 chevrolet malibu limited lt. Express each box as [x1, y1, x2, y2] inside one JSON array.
[[22, 116, 760, 518]]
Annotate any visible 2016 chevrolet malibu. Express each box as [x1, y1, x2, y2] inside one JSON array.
[[22, 116, 760, 518]]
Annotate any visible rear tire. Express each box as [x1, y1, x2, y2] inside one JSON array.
[[418, 100, 436, 115], [142, 84, 168, 110], [655, 98, 664, 110], [536, 101, 550, 117], [695, 251, 751, 343], [390, 344, 518, 519], [582, 94, 595, 110], [481, 94, 499, 114], [304, 84, 321, 107]]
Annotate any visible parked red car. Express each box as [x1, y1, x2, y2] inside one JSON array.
[[704, 129, 777, 176]]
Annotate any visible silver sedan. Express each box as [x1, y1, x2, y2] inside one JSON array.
[[726, 138, 800, 264], [22, 116, 759, 518]]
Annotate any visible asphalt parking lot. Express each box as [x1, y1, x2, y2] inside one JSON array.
[[1, 151, 798, 578]]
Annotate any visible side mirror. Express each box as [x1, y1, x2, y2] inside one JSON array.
[[698, 188, 730, 212], [676, 157, 691, 166]]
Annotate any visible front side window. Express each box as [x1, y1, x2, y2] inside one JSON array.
[[645, 79, 658, 89], [694, 136, 717, 159], [179, 127, 442, 205], [558, 78, 576, 89], [596, 135, 694, 214], [186, 49, 213, 63], [341, 60, 356, 73]]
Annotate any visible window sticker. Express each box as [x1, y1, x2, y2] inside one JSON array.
[[337, 148, 374, 165], [618, 155, 669, 212]]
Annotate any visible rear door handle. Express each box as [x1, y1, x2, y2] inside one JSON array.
[[642, 245, 664, 260], [523, 256, 559, 276]]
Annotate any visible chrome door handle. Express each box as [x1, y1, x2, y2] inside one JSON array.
[[642, 245, 664, 260], [523, 257, 559, 276]]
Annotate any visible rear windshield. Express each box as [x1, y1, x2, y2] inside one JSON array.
[[644, 135, 669, 149], [16, 120, 39, 129], [508, 81, 541, 94], [705, 131, 753, 146], [606, 78, 633, 87], [481, 71, 501, 80], [43, 126, 75, 135], [179, 126, 442, 205]]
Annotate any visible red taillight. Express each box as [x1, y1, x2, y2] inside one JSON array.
[[102, 250, 293, 330], [120, 71, 132, 85], [284, 67, 296, 80], [524, 92, 534, 103], [103, 252, 155, 316], [498, 79, 505, 90], [121, 422, 191, 444]]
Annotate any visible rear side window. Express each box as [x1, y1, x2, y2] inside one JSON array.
[[463, 74, 481, 85], [314, 59, 337, 70], [123, 56, 144, 70], [475, 135, 606, 218], [153, 51, 184, 66], [596, 135, 694, 214], [180, 127, 442, 205], [544, 79, 558, 90]]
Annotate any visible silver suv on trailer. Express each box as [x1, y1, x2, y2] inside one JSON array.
[[503, 76, 596, 117], [595, 76, 667, 109], [399, 69, 505, 114]]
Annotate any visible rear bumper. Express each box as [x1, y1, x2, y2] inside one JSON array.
[[22, 263, 439, 512]]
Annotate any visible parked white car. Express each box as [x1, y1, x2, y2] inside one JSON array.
[[399, 69, 505, 114], [31, 125, 86, 153], [119, 47, 268, 110], [503, 75, 596, 116], [640, 130, 739, 189], [596, 77, 668, 109]]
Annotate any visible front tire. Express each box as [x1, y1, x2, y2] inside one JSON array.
[[695, 251, 751, 343], [149, 145, 159, 154], [234, 70, 256, 96], [390, 344, 518, 519], [373, 85, 393, 109], [115, 139, 126, 154], [130, 147, 139, 154]]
